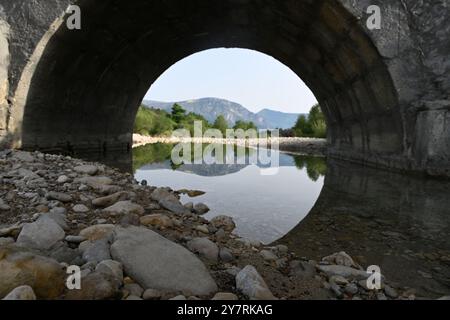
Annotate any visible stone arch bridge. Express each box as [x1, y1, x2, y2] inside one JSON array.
[[0, 0, 449, 177]]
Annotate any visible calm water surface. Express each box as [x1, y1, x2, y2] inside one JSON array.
[[130, 143, 450, 298], [134, 143, 326, 244]]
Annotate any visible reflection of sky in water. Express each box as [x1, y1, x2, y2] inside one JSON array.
[[134, 144, 325, 244]]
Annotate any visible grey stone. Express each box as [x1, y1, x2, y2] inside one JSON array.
[[103, 201, 144, 217], [260, 250, 278, 261], [44, 212, 69, 231], [110, 226, 218, 296], [73, 204, 89, 213], [159, 198, 189, 215], [143, 289, 163, 300], [317, 265, 371, 280], [124, 283, 144, 297], [219, 248, 234, 262], [74, 165, 98, 176], [187, 237, 219, 262], [82, 238, 111, 264], [193, 203, 210, 215], [95, 259, 123, 284], [92, 191, 130, 208], [384, 285, 398, 299], [16, 215, 65, 250], [210, 215, 236, 232], [236, 265, 275, 300], [46, 191, 72, 203]]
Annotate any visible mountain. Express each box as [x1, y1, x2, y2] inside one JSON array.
[[256, 109, 300, 130], [142, 97, 303, 129]]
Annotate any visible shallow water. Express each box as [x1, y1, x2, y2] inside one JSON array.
[[134, 143, 326, 244], [131, 143, 450, 298]]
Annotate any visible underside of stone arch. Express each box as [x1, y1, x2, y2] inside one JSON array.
[[1, 0, 449, 177]]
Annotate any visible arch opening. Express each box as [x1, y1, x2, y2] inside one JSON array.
[[20, 0, 403, 166]]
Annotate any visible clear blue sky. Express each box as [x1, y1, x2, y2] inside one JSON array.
[[144, 48, 318, 114]]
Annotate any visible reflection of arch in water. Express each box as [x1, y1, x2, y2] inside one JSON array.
[[278, 159, 450, 297]]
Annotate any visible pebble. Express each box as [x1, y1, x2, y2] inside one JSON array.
[[260, 250, 278, 262], [143, 289, 163, 300], [212, 292, 239, 300], [73, 204, 89, 213]]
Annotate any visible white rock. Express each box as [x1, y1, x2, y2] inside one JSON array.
[[322, 252, 357, 268], [57, 175, 69, 184], [74, 165, 98, 176], [2, 286, 36, 300], [73, 204, 89, 213], [317, 265, 372, 280], [236, 265, 276, 300], [260, 250, 278, 261]]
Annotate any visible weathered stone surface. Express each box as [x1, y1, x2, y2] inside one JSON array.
[[187, 237, 219, 262], [74, 165, 98, 176], [317, 265, 371, 280], [95, 260, 123, 284], [46, 191, 72, 203], [110, 226, 218, 296], [0, 247, 66, 299], [140, 214, 173, 228], [103, 201, 144, 217], [16, 216, 65, 250], [236, 265, 275, 300], [322, 252, 357, 268], [193, 203, 210, 215], [210, 215, 236, 232], [82, 239, 111, 264], [159, 198, 189, 215], [79, 224, 115, 241], [92, 191, 129, 208], [72, 204, 89, 213]]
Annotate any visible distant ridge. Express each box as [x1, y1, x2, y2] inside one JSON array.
[[142, 97, 304, 129]]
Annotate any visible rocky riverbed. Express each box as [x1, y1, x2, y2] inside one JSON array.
[[0, 149, 444, 300]]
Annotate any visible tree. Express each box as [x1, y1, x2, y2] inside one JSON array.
[[291, 104, 327, 138], [213, 115, 229, 136], [293, 115, 313, 137], [171, 103, 187, 123], [233, 120, 258, 131]]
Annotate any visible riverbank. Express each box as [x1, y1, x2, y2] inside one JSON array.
[[132, 134, 328, 156], [0, 149, 441, 300]]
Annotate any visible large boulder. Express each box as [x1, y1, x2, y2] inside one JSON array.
[[110, 226, 217, 296], [16, 216, 65, 250], [0, 247, 66, 299]]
